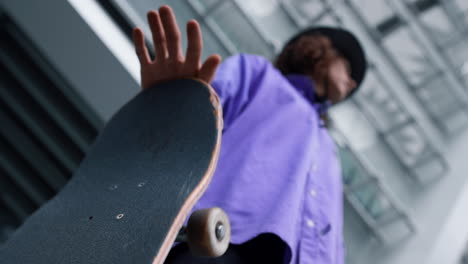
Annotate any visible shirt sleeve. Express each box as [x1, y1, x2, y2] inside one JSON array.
[[211, 53, 270, 131]]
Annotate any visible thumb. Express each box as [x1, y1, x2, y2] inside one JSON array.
[[199, 54, 222, 83]]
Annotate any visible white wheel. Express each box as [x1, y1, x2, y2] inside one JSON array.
[[186, 207, 231, 257]]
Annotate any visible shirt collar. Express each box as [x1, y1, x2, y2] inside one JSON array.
[[285, 74, 332, 115]]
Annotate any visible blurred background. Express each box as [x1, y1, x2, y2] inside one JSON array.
[[0, 0, 467, 263]]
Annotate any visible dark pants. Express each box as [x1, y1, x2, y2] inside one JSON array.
[[164, 233, 289, 264]]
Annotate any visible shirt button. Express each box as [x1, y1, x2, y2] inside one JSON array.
[[320, 224, 332, 235], [306, 219, 315, 228], [310, 189, 317, 197], [311, 164, 317, 172], [319, 119, 326, 127]]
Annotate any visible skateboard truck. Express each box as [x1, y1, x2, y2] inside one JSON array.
[[175, 207, 231, 257]]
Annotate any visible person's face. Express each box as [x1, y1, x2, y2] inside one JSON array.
[[326, 57, 357, 103]]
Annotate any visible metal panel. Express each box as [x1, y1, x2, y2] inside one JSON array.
[[0, 12, 100, 244]]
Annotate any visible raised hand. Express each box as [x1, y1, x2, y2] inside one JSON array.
[[132, 5, 221, 90]]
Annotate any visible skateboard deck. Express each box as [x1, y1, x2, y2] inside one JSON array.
[[0, 78, 225, 263]]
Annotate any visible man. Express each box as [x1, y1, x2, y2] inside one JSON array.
[[132, 5, 366, 264]]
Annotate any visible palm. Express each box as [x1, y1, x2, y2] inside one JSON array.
[[132, 5, 221, 90]]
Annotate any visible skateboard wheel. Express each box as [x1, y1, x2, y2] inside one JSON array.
[[186, 207, 231, 257]]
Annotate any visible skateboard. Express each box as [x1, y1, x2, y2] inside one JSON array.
[[0, 78, 230, 263]]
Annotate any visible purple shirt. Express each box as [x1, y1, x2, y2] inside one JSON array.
[[189, 54, 345, 264]]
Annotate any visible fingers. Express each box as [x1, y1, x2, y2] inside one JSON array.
[[199, 54, 222, 83], [132, 27, 151, 66], [147, 10, 167, 60], [140, 5, 219, 85], [159, 5, 183, 60], [184, 20, 202, 73]]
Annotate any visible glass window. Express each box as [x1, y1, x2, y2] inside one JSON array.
[[416, 76, 468, 133], [329, 102, 379, 152], [237, 1, 298, 52], [386, 123, 432, 167], [210, 1, 273, 58], [419, 6, 459, 46], [445, 35, 468, 88], [350, 0, 395, 27], [288, 0, 325, 24], [383, 27, 437, 86], [355, 69, 410, 131], [454, 0, 468, 11], [339, 147, 372, 186]]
